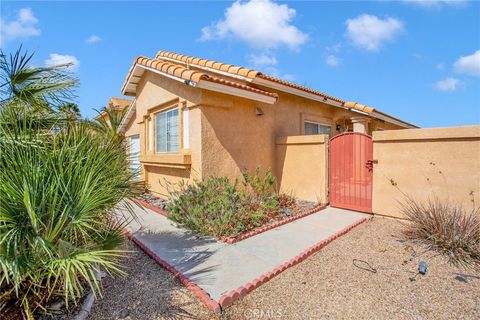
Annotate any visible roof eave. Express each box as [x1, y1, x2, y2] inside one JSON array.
[[197, 80, 277, 105], [122, 63, 277, 105], [118, 98, 136, 134], [253, 76, 349, 110]]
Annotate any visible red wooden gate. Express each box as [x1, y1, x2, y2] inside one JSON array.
[[329, 132, 373, 213]]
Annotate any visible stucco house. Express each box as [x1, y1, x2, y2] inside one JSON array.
[[115, 50, 416, 201]]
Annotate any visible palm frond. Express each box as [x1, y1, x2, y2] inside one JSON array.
[[0, 46, 78, 109]]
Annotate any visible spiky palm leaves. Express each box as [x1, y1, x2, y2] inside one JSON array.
[[0, 46, 78, 110], [0, 48, 138, 318]]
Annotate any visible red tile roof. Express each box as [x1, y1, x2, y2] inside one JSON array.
[[122, 56, 277, 100], [121, 50, 416, 128]]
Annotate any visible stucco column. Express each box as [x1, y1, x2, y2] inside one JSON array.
[[351, 117, 370, 134]]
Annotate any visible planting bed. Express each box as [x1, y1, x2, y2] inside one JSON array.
[[135, 192, 323, 243]]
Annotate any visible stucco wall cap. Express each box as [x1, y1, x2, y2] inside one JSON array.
[[373, 125, 480, 142], [276, 135, 327, 145]]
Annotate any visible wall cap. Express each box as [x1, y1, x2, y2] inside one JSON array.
[[276, 135, 327, 145], [373, 125, 480, 142]]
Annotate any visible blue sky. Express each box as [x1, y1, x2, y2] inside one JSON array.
[[1, 0, 479, 127]]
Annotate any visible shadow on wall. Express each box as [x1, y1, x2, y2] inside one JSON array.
[[146, 165, 192, 197], [199, 93, 276, 180]]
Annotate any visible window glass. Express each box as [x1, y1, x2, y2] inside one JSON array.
[[155, 108, 178, 153], [304, 122, 332, 137]]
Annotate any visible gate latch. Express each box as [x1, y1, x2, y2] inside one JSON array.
[[366, 160, 378, 171]]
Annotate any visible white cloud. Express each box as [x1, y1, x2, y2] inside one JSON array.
[[248, 53, 278, 68], [201, 0, 308, 50], [435, 77, 461, 91], [436, 63, 445, 70], [45, 53, 80, 72], [345, 14, 404, 51], [326, 43, 342, 53], [86, 34, 101, 44], [263, 66, 296, 81], [246, 53, 294, 81], [403, 0, 467, 8], [325, 55, 341, 66], [0, 8, 40, 45], [453, 50, 480, 76]]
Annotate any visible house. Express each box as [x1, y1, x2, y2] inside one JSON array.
[[97, 97, 132, 124], [116, 50, 416, 200]]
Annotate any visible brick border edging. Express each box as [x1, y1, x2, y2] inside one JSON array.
[[219, 204, 326, 244], [123, 230, 222, 314], [132, 198, 326, 245], [131, 198, 168, 216], [217, 215, 373, 309]]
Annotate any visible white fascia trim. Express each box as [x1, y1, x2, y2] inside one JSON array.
[[122, 64, 196, 95], [121, 65, 143, 95], [197, 81, 276, 104], [157, 56, 253, 82], [371, 111, 416, 129], [118, 98, 136, 134]]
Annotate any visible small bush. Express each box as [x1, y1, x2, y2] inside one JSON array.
[[167, 168, 293, 237], [401, 197, 480, 267]]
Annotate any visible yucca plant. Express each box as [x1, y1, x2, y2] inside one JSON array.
[[0, 47, 140, 318]]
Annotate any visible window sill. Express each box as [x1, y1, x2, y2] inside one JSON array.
[[139, 153, 191, 169]]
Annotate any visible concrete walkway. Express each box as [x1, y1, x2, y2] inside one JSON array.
[[121, 202, 368, 302]]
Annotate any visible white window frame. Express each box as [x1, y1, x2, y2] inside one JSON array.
[[182, 107, 190, 149], [147, 117, 153, 152], [304, 121, 332, 137], [155, 107, 179, 154]]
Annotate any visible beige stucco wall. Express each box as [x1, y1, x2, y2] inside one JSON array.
[[123, 69, 407, 199], [124, 71, 202, 197], [197, 88, 403, 187], [200, 91, 276, 179], [275, 135, 328, 202], [372, 126, 480, 218]]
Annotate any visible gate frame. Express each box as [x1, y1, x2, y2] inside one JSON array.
[[328, 132, 373, 213]]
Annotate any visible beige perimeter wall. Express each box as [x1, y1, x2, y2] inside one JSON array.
[[372, 126, 480, 218], [275, 135, 328, 203]]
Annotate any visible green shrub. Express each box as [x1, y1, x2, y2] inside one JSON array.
[[0, 47, 139, 318], [167, 168, 291, 237], [401, 197, 480, 267]]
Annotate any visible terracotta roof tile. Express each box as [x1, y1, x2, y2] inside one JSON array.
[[343, 101, 375, 114], [156, 50, 344, 103], [123, 56, 277, 100], [156, 50, 260, 79], [202, 77, 278, 99], [125, 50, 415, 127], [257, 74, 346, 104]]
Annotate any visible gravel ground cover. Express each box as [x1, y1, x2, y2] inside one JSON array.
[[88, 217, 479, 320], [223, 217, 480, 319], [87, 241, 216, 320]]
